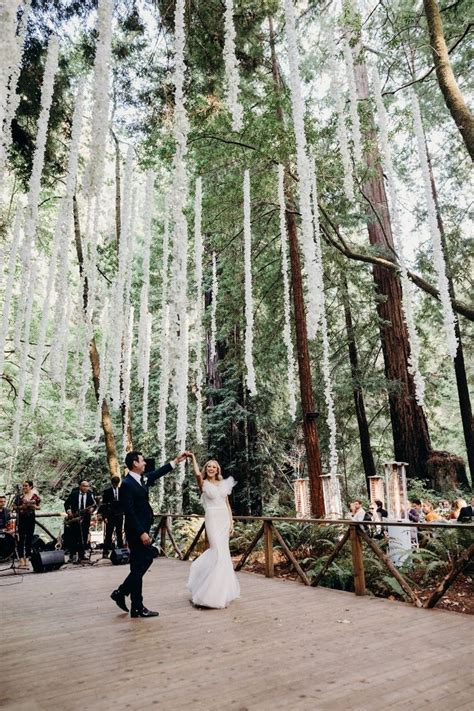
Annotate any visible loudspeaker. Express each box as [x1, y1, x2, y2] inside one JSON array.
[[110, 547, 130, 565], [31, 549, 65, 573]]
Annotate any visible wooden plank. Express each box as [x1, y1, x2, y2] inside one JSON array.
[[182, 521, 205, 560], [234, 523, 264, 571], [272, 523, 310, 585], [263, 520, 274, 578], [350, 524, 366, 595], [311, 528, 350, 587]]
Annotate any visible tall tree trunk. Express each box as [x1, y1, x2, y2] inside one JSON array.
[[351, 42, 433, 479], [426, 144, 473, 486], [73, 194, 120, 477], [423, 0, 474, 160], [269, 15, 325, 516], [341, 278, 377, 495]]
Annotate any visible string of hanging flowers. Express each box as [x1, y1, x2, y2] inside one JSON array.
[[409, 88, 457, 359], [0, 208, 23, 376], [156, 201, 171, 462], [210, 251, 218, 363], [137, 170, 155, 388], [121, 306, 134, 455], [372, 69, 425, 404], [223, 0, 243, 132], [283, 0, 322, 339], [193, 177, 204, 444], [277, 165, 297, 419], [243, 169, 257, 396], [342, 36, 363, 166], [141, 312, 152, 433]]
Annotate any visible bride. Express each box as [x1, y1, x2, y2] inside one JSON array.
[[187, 453, 240, 608]]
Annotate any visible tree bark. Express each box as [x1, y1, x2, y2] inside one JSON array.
[[426, 143, 473, 485], [423, 0, 474, 160], [73, 194, 120, 477], [341, 278, 377, 495], [269, 15, 325, 516], [352, 43, 433, 479]]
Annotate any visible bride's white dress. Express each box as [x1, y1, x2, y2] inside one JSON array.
[[187, 476, 240, 608]]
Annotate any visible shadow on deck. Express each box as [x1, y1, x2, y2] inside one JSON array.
[[1, 558, 472, 710]]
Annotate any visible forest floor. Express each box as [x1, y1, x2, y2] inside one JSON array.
[[233, 552, 474, 615]]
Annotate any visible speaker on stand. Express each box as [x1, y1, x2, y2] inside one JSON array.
[[31, 549, 65, 573]]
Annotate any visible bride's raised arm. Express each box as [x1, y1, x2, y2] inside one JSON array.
[[190, 452, 203, 491]]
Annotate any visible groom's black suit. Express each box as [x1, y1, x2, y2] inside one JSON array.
[[119, 462, 173, 612]]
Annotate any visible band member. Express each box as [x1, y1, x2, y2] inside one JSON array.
[[99, 476, 124, 558], [64, 480, 96, 562], [13, 481, 41, 569], [0, 495, 12, 530]]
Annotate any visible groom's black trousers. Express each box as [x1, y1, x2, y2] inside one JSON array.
[[120, 541, 155, 611]]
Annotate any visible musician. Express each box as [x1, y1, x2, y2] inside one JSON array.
[[99, 476, 124, 558], [64, 480, 96, 562], [0, 495, 12, 530], [13, 481, 41, 569]]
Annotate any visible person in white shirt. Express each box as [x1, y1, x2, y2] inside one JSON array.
[[350, 499, 366, 522]]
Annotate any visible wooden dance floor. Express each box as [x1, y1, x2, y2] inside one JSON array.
[[1, 558, 472, 710]]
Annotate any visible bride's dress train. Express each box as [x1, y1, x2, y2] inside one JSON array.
[[187, 476, 240, 608]]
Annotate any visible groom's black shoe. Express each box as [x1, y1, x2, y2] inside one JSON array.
[[111, 589, 128, 612], [130, 607, 159, 618]]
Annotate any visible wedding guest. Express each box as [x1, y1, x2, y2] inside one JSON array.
[[408, 499, 423, 523], [64, 480, 96, 562], [422, 501, 442, 522], [13, 481, 41, 569], [449, 498, 467, 520], [349, 500, 366, 522], [0, 495, 12, 530], [374, 499, 388, 518], [99, 476, 124, 558], [457, 496, 474, 523]]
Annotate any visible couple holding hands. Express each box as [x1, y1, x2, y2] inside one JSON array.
[[110, 450, 240, 618]]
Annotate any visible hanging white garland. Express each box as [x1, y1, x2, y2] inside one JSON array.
[[58, 293, 73, 416], [210, 251, 218, 363], [277, 165, 297, 419], [142, 312, 152, 433], [0, 209, 23, 377], [14, 37, 59, 354], [82, 0, 113, 201], [409, 88, 457, 359], [372, 69, 425, 404], [342, 36, 363, 166], [175, 311, 189, 491], [194, 176, 204, 444], [157, 305, 171, 463], [327, 27, 355, 202], [76, 319, 93, 432], [223, 0, 243, 132], [137, 170, 155, 387], [243, 169, 257, 396], [30, 80, 86, 411], [283, 0, 322, 339], [11, 264, 38, 455], [121, 306, 134, 455], [95, 299, 110, 441], [309, 157, 338, 481]]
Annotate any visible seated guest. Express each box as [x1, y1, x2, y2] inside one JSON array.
[[99, 476, 124, 558], [422, 501, 442, 522], [349, 500, 366, 522], [64, 480, 96, 562], [435, 499, 451, 518], [408, 499, 423, 523], [13, 481, 41, 569], [364, 504, 383, 538], [457, 496, 474, 523], [0, 495, 12, 530], [374, 499, 388, 518], [449, 498, 467, 520]]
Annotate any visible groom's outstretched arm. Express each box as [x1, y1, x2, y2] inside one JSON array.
[[146, 452, 190, 486]]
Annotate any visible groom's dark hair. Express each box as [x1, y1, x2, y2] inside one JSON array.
[[125, 451, 143, 470]]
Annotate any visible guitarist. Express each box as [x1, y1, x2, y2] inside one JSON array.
[[64, 480, 96, 562]]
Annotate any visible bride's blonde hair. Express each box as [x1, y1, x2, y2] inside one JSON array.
[[201, 459, 223, 480]]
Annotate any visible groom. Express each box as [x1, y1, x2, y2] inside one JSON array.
[[110, 450, 188, 618]]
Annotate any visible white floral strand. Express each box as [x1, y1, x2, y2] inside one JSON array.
[[157, 305, 170, 464], [11, 264, 38, 454], [309, 157, 339, 481], [137, 170, 155, 387], [283, 0, 321, 339], [82, 0, 113, 201], [210, 251, 218, 363], [30, 80, 86, 410], [277, 165, 297, 419], [223, 0, 243, 132], [194, 177, 204, 444], [142, 311, 152, 433], [372, 69, 425, 404], [243, 169, 257, 396], [410, 88, 457, 359], [121, 306, 134, 455], [0, 208, 22, 377], [95, 300, 110, 441], [342, 36, 363, 166], [14, 37, 59, 354], [327, 28, 355, 201], [76, 320, 92, 432]]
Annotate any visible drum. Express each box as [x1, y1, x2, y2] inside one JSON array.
[[0, 531, 16, 562]]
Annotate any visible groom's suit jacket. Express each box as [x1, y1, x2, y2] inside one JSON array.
[[120, 463, 173, 545]]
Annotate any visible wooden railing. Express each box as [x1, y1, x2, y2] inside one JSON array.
[[33, 511, 473, 609], [150, 513, 474, 610]]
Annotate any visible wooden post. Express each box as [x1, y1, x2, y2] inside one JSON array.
[[159, 516, 168, 556], [263, 520, 274, 578], [272, 524, 310, 585], [350, 525, 366, 596]]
